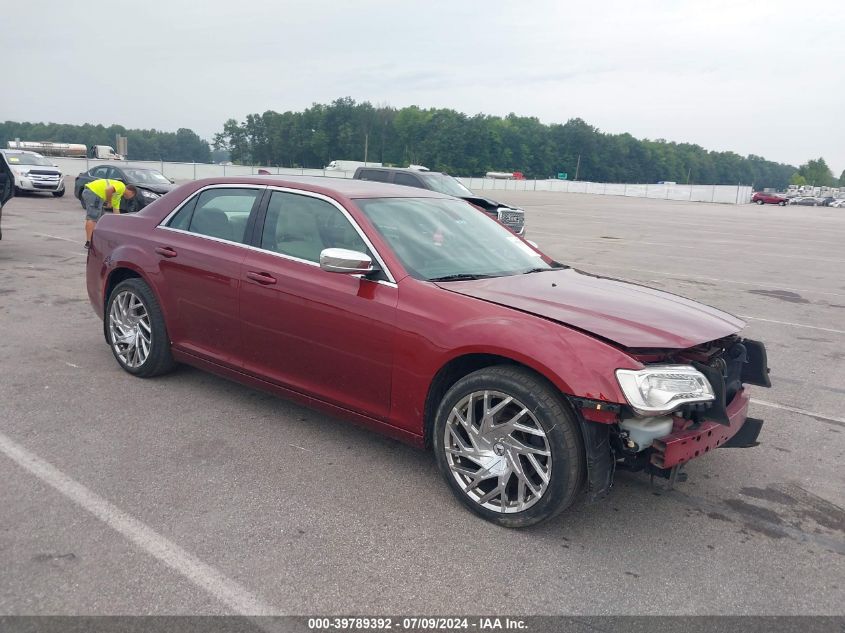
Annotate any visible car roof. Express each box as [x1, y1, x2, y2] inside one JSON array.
[[357, 166, 437, 174], [195, 175, 452, 199], [0, 149, 40, 156]]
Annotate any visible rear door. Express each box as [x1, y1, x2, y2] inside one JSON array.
[[239, 188, 398, 420], [153, 185, 265, 366]]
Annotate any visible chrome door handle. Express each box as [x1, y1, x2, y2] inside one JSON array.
[[246, 271, 277, 285], [155, 246, 177, 258]]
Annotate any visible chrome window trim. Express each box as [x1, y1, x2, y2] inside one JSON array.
[[155, 183, 397, 286]]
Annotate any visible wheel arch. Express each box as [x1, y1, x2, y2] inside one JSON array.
[[422, 351, 618, 502], [101, 265, 165, 342], [422, 352, 578, 450]]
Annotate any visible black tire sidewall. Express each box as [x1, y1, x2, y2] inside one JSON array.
[[105, 278, 173, 377], [433, 366, 584, 527]]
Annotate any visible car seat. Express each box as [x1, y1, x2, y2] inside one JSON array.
[[191, 207, 232, 241]]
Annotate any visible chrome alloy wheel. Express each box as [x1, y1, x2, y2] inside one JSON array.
[[444, 390, 552, 513], [108, 290, 152, 368]]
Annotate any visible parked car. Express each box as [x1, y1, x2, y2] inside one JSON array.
[[819, 196, 836, 207], [829, 198, 845, 208], [0, 151, 14, 240], [751, 192, 787, 206], [74, 165, 174, 209], [86, 176, 771, 527], [790, 197, 822, 206], [353, 166, 526, 236], [0, 149, 65, 197]]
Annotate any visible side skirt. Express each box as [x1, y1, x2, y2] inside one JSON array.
[[171, 349, 425, 448]]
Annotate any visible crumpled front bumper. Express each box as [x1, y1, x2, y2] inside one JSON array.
[[651, 388, 762, 469]]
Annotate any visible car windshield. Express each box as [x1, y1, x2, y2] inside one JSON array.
[[356, 197, 551, 281], [418, 173, 473, 197], [3, 152, 54, 166], [123, 169, 170, 185]]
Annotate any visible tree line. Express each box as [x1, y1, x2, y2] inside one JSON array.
[[4, 103, 843, 190], [212, 97, 830, 189], [0, 121, 211, 163]]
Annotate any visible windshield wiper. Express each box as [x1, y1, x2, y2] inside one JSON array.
[[522, 264, 570, 274], [429, 273, 492, 282]]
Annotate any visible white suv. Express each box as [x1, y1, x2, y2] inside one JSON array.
[[0, 149, 65, 197]]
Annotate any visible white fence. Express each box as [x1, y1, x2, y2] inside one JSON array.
[[456, 177, 753, 204], [53, 157, 752, 204]]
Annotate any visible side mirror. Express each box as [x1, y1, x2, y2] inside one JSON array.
[[319, 248, 376, 274], [169, 178, 175, 184]]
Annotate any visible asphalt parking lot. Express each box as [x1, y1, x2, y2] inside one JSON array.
[[0, 184, 843, 616]]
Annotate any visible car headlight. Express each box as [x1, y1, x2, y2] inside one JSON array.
[[615, 365, 715, 416], [140, 189, 160, 199]]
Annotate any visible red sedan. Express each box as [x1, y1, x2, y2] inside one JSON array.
[[86, 177, 771, 526], [751, 191, 787, 205]]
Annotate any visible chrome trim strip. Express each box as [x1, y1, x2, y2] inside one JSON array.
[[155, 183, 398, 286]]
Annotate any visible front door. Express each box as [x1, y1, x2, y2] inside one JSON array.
[[239, 189, 397, 420], [153, 185, 264, 366]]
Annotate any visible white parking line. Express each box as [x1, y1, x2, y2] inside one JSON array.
[[32, 232, 76, 242], [751, 399, 845, 426], [738, 315, 845, 335], [0, 430, 279, 615]]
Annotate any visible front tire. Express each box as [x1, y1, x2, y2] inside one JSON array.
[[433, 366, 584, 527], [106, 278, 175, 377], [778, 201, 785, 206], [756, 199, 764, 205], [52, 188, 65, 198]]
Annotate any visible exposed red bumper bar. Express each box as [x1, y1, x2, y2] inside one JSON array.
[[651, 389, 750, 469]]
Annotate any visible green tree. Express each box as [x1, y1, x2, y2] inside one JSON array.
[[797, 158, 835, 187], [790, 173, 807, 186], [839, 170, 845, 186]]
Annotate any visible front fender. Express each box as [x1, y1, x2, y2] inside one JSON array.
[[438, 315, 641, 403], [389, 280, 643, 437]]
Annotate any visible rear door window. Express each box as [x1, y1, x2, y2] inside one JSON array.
[[358, 169, 390, 183], [166, 187, 261, 244]]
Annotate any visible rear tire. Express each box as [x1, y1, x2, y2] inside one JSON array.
[[105, 278, 175, 377], [433, 366, 584, 527]]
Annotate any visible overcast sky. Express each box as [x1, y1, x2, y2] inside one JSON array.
[[3, 0, 844, 174]]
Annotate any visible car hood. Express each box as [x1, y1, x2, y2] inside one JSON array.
[[459, 195, 516, 212], [137, 183, 173, 195], [436, 268, 745, 349]]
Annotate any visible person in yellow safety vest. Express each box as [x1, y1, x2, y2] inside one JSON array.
[[82, 178, 138, 249]]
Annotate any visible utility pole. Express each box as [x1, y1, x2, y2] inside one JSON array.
[[364, 133, 369, 165], [686, 167, 692, 184], [574, 154, 581, 181]]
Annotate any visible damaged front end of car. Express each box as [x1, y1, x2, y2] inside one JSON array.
[[570, 336, 771, 500]]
